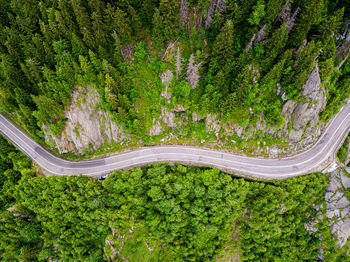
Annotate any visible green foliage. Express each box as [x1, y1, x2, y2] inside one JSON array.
[[321, 60, 350, 120], [0, 1, 349, 259], [174, 80, 192, 97], [288, 0, 323, 47], [0, 157, 345, 261], [281, 41, 320, 99], [239, 173, 329, 261], [0, 134, 34, 212], [247, 0, 265, 26], [0, 0, 347, 152], [337, 132, 350, 164]]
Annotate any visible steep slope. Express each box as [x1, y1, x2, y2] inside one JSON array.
[[44, 86, 128, 154]]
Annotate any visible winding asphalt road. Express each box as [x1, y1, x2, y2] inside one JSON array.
[[0, 103, 349, 180]]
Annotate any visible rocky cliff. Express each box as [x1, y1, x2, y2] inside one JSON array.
[[46, 46, 331, 158], [44, 86, 128, 154], [306, 168, 350, 249], [284, 64, 327, 143], [149, 44, 330, 157]]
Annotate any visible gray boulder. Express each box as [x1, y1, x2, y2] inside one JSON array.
[[340, 170, 350, 189]]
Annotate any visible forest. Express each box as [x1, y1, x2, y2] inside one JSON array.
[[0, 0, 350, 260], [0, 133, 349, 261], [0, 0, 349, 148]]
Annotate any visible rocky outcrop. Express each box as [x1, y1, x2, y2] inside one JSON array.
[[283, 64, 326, 142], [160, 69, 173, 102], [179, 64, 327, 155], [276, 0, 299, 32], [149, 119, 163, 136], [305, 169, 350, 248], [325, 169, 350, 247], [44, 86, 126, 154], [149, 107, 177, 136], [292, 64, 326, 130]]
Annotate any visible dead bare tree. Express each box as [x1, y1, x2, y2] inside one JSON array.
[[276, 0, 292, 24], [176, 47, 182, 79], [198, 8, 204, 29], [245, 24, 267, 50], [286, 7, 300, 32], [186, 54, 202, 89], [180, 0, 189, 28], [205, 0, 226, 29], [275, 0, 299, 33]]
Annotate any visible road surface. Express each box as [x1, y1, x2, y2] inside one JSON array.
[[0, 104, 349, 180]]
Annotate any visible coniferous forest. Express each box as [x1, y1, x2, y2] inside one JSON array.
[[0, 0, 348, 144], [0, 0, 350, 261]]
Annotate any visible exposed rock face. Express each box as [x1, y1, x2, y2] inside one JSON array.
[[149, 120, 163, 136], [44, 86, 126, 154], [160, 69, 173, 102], [292, 64, 326, 131], [276, 0, 299, 32], [160, 108, 176, 128], [192, 112, 205, 122], [325, 169, 350, 248], [149, 107, 177, 136], [281, 100, 296, 126], [305, 169, 350, 248], [283, 64, 326, 142], [206, 114, 221, 136]]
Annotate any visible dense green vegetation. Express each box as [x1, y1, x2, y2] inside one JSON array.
[[1, 1, 350, 260], [0, 0, 349, 147], [0, 134, 348, 261], [0, 135, 34, 212], [337, 132, 350, 165]]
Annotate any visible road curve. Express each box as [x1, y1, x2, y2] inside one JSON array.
[[0, 104, 349, 180]]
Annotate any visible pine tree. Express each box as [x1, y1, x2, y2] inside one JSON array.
[[91, 10, 107, 46], [127, 5, 142, 37], [263, 0, 284, 26], [88, 0, 107, 46], [282, 40, 320, 98], [152, 9, 165, 49], [70, 32, 88, 57], [104, 4, 132, 44], [104, 74, 119, 111], [210, 20, 235, 74], [71, 0, 91, 32], [159, 0, 180, 39], [261, 24, 288, 71], [288, 0, 323, 47]]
